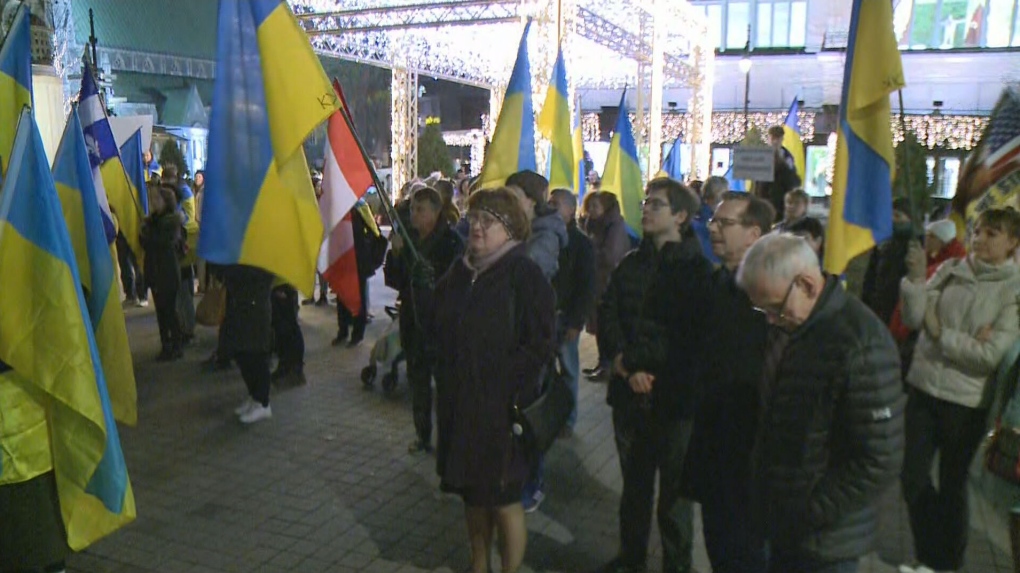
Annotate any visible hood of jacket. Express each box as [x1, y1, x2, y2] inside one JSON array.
[[532, 211, 569, 250]]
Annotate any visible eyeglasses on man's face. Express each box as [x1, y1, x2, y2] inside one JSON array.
[[708, 216, 746, 229], [753, 279, 797, 321], [641, 197, 670, 211]]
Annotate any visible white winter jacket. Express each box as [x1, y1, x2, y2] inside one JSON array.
[[900, 256, 1020, 408]]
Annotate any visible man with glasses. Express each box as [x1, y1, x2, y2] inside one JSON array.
[[599, 178, 714, 573], [684, 193, 775, 573], [736, 234, 905, 573]]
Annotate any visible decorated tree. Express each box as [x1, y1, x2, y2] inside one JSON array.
[[417, 123, 454, 178], [159, 139, 187, 177], [894, 131, 935, 225]]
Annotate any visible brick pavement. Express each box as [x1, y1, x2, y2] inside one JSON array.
[[66, 276, 1014, 573]]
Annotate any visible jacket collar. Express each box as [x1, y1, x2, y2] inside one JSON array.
[[790, 274, 845, 340]]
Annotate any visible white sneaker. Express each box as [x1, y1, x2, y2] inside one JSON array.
[[234, 398, 256, 416], [136, 299, 149, 308], [239, 403, 272, 424]]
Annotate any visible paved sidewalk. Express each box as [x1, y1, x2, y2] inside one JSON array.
[[66, 277, 1014, 573]]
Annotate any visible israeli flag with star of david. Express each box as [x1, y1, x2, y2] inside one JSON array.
[[77, 63, 118, 243]]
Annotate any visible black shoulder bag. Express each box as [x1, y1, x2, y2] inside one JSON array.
[[507, 282, 574, 455]]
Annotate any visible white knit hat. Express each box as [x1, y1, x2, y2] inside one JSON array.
[[926, 219, 957, 243]]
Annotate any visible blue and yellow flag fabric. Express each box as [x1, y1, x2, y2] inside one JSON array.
[[601, 90, 644, 234], [572, 102, 586, 198], [0, 108, 135, 550], [659, 140, 684, 181], [478, 21, 536, 189], [538, 45, 574, 191], [54, 109, 137, 426], [0, 3, 33, 178], [199, 0, 338, 294], [783, 98, 806, 182], [119, 129, 150, 217], [824, 0, 904, 275]]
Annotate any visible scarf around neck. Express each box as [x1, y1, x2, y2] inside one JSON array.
[[465, 240, 521, 279]]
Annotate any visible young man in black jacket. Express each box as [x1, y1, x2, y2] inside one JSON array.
[[686, 193, 775, 573], [384, 187, 464, 454], [737, 233, 905, 573], [549, 188, 596, 436], [599, 178, 715, 573]]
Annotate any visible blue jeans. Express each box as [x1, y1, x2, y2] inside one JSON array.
[[558, 324, 580, 429], [767, 549, 858, 573]]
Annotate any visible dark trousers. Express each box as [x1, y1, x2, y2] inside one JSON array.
[[402, 315, 433, 443], [612, 403, 695, 573], [271, 285, 304, 371], [236, 351, 271, 407], [117, 234, 146, 301], [701, 482, 767, 573], [153, 284, 181, 351], [767, 549, 858, 573], [901, 388, 988, 571], [337, 276, 369, 341], [176, 267, 195, 338]]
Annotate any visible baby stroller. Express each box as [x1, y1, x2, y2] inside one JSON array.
[[361, 305, 404, 395]]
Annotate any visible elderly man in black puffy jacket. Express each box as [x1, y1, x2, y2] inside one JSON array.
[[736, 233, 905, 573]]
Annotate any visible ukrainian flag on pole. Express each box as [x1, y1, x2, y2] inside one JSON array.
[[538, 45, 575, 191], [824, 0, 905, 275], [478, 20, 536, 189], [0, 108, 134, 550], [572, 101, 586, 198], [0, 3, 32, 178], [54, 108, 138, 426], [199, 0, 338, 294], [782, 98, 806, 182], [601, 89, 644, 234], [119, 129, 150, 217]]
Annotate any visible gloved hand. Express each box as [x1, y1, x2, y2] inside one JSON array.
[[905, 240, 927, 282]]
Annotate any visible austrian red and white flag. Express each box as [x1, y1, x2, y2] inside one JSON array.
[[318, 79, 374, 316]]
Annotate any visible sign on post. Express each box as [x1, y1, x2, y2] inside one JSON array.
[[732, 148, 775, 182]]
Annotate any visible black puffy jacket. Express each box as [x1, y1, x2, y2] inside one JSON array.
[[754, 276, 905, 561]]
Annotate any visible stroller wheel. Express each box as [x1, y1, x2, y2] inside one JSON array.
[[381, 372, 398, 395], [361, 365, 377, 388]]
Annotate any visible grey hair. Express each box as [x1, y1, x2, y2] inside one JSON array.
[[736, 232, 820, 290]]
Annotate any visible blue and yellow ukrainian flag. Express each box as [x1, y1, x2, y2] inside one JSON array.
[[0, 108, 135, 550], [478, 20, 536, 189], [119, 129, 150, 217], [0, 3, 33, 178], [572, 102, 586, 198], [783, 98, 806, 182], [199, 0, 338, 294], [823, 0, 905, 275], [601, 90, 644, 234], [54, 109, 137, 426], [538, 45, 574, 191], [659, 140, 684, 180]]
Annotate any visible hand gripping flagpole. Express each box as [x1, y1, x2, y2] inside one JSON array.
[[330, 79, 424, 268]]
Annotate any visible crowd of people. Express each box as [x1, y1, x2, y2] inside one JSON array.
[[122, 136, 1020, 573]]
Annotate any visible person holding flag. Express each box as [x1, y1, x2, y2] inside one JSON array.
[[198, 0, 342, 423], [334, 200, 387, 348]]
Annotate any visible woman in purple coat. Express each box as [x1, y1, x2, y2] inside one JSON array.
[[432, 188, 557, 573]]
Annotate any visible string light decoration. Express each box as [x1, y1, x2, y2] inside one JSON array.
[[442, 129, 486, 176], [891, 114, 988, 150], [581, 110, 816, 144]]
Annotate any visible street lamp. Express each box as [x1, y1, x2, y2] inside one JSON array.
[[739, 25, 752, 136]]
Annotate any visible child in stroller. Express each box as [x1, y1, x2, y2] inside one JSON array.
[[361, 305, 404, 395]]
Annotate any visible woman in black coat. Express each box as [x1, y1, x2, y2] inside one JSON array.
[[140, 185, 184, 361], [432, 188, 557, 573]]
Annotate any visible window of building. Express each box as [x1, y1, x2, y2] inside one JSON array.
[[987, 0, 1014, 46], [751, 0, 807, 47], [757, 2, 772, 46], [898, 0, 1017, 48], [726, 1, 751, 49], [789, 1, 807, 46]]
